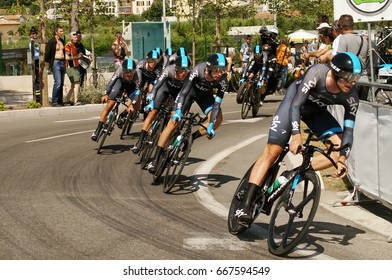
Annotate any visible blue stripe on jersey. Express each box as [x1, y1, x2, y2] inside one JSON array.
[[215, 96, 223, 104], [217, 53, 226, 67], [344, 52, 362, 74], [320, 127, 343, 138], [344, 119, 355, 128]]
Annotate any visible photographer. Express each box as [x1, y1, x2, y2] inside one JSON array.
[[112, 31, 129, 74], [239, 34, 253, 71], [259, 26, 279, 55]]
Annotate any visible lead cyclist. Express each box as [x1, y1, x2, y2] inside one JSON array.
[[235, 52, 362, 227]]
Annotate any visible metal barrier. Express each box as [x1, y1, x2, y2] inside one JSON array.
[[330, 82, 392, 207]]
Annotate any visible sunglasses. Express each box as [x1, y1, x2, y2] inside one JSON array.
[[338, 73, 360, 83], [147, 59, 157, 63], [209, 66, 226, 73]]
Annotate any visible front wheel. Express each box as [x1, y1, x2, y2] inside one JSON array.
[[140, 118, 164, 169], [163, 135, 193, 193], [236, 82, 246, 104], [251, 87, 261, 117], [120, 110, 137, 139], [97, 113, 116, 154], [227, 163, 256, 235], [241, 86, 251, 119], [267, 171, 321, 256]]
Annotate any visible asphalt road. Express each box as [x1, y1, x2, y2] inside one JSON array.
[[0, 93, 391, 260]]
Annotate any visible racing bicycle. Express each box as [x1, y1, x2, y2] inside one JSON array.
[[138, 97, 174, 169], [227, 129, 348, 256], [95, 95, 128, 154], [152, 112, 208, 193], [239, 72, 264, 119]]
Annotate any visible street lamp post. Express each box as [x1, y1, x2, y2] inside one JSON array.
[[162, 0, 167, 49]]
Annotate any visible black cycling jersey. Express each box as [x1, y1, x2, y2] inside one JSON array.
[[269, 63, 359, 157], [247, 56, 264, 76], [135, 58, 163, 89], [175, 61, 228, 123], [150, 64, 189, 109], [105, 71, 139, 100]]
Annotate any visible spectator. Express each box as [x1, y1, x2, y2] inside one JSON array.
[[275, 39, 291, 92], [240, 34, 253, 70], [112, 31, 129, 74], [318, 20, 342, 63], [29, 26, 40, 98], [64, 31, 83, 106], [300, 40, 310, 66], [45, 25, 66, 107], [336, 14, 369, 100], [303, 23, 334, 63], [75, 30, 90, 89], [226, 48, 236, 82]]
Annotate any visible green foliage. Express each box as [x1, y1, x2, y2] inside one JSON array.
[[26, 101, 41, 109], [142, 0, 173, 21], [79, 84, 106, 104], [0, 101, 6, 111]]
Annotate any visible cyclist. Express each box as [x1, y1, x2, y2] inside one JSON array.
[[163, 47, 173, 67], [91, 59, 139, 141], [131, 55, 192, 154], [168, 47, 189, 66], [146, 53, 228, 173], [235, 52, 362, 227], [259, 43, 278, 103], [128, 50, 163, 114]]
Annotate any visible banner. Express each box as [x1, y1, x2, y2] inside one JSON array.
[[333, 0, 392, 22]]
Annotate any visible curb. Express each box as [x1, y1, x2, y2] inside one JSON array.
[[0, 104, 105, 119]]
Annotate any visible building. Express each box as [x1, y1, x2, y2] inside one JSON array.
[[0, 15, 25, 44]]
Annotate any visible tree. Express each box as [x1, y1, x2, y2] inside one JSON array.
[[142, 0, 173, 22]]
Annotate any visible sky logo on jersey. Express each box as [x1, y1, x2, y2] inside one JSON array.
[[291, 121, 300, 132], [270, 116, 281, 132], [301, 77, 317, 94], [347, 96, 358, 116]]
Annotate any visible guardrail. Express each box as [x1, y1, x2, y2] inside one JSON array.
[[330, 81, 392, 206]]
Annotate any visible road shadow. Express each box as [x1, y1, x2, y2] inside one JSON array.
[[232, 220, 366, 259], [161, 173, 240, 195], [95, 144, 132, 154]]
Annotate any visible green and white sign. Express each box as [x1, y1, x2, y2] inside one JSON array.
[[334, 0, 392, 22]]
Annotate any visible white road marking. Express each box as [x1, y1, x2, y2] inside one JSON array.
[[183, 237, 249, 250], [54, 117, 99, 123], [24, 123, 142, 143], [192, 134, 267, 218], [223, 118, 262, 124], [24, 130, 95, 143]]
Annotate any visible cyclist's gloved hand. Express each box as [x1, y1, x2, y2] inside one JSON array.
[[146, 93, 154, 102], [144, 100, 154, 112], [207, 123, 215, 139], [172, 109, 182, 122]]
